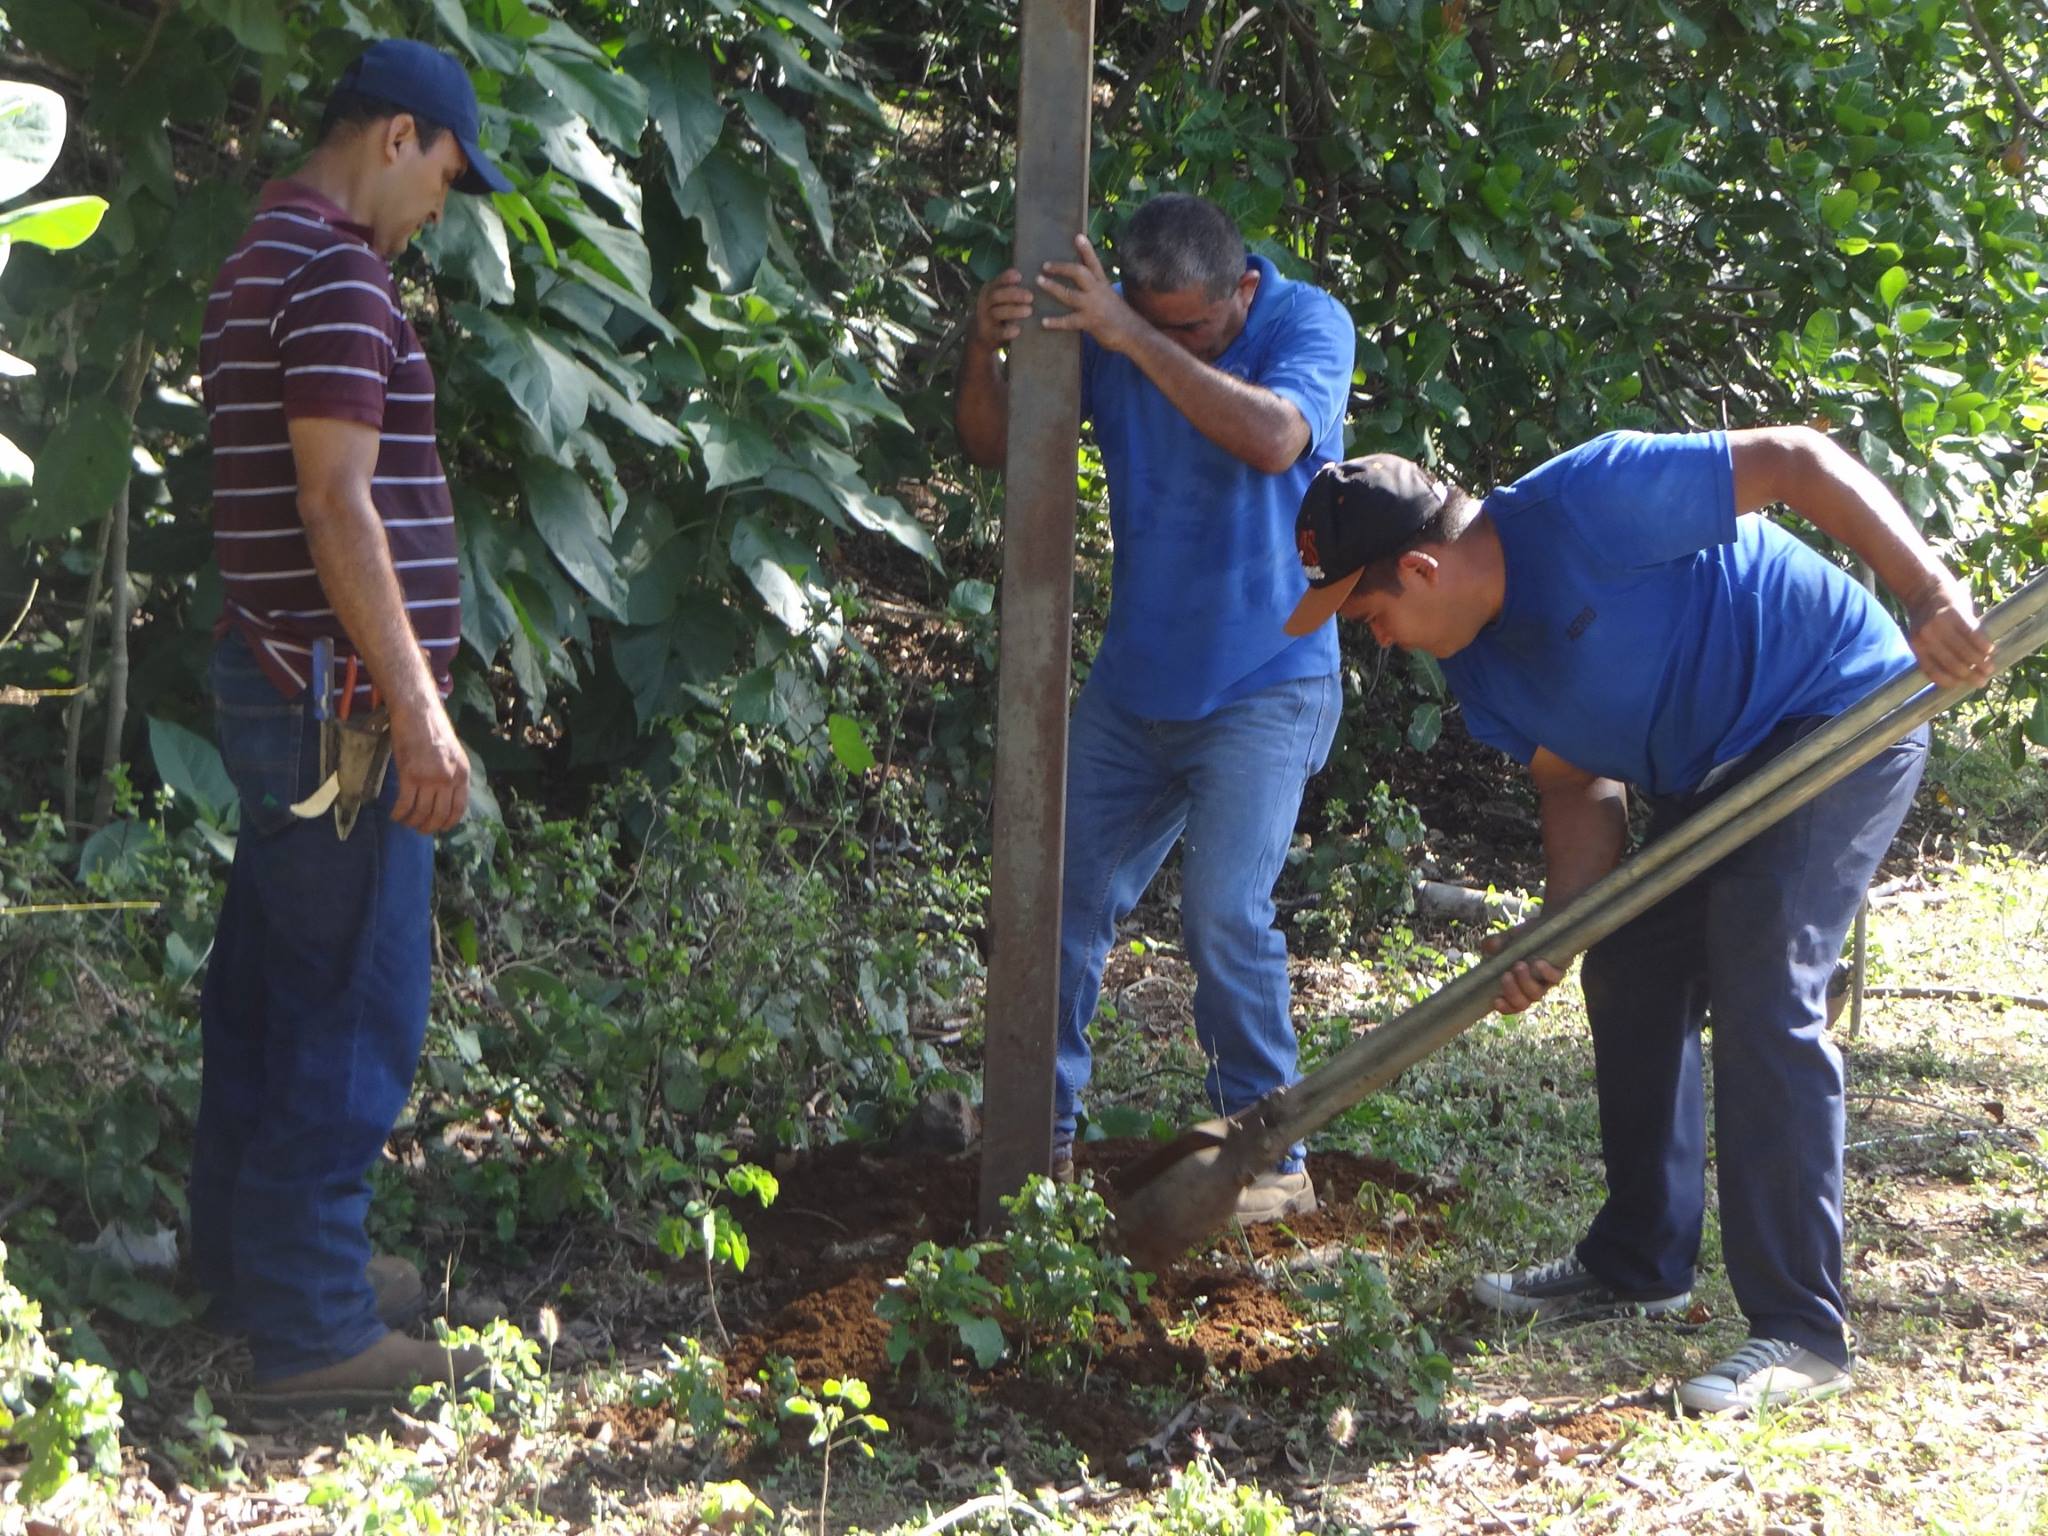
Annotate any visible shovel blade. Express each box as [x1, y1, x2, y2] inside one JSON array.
[[1113, 1116, 1270, 1272]]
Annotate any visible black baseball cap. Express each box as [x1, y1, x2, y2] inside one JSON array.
[[337, 39, 511, 195], [1282, 455, 1452, 636]]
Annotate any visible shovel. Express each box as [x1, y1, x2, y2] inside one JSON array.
[[1115, 568, 2048, 1271]]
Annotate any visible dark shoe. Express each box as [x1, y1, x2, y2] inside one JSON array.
[[1677, 1337, 1852, 1415], [1472, 1251, 1691, 1323], [238, 1330, 487, 1414], [368, 1255, 429, 1328], [1234, 1170, 1316, 1225]]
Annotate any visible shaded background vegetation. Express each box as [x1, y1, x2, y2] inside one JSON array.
[[0, 0, 2044, 1432]]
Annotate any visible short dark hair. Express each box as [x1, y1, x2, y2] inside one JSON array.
[[1355, 487, 1483, 595], [1119, 194, 1246, 300], [318, 89, 451, 151]]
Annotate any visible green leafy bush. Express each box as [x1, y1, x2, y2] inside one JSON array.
[[0, 1240, 124, 1510], [1301, 1251, 1453, 1421], [876, 1239, 1006, 1371], [998, 1175, 1152, 1375]]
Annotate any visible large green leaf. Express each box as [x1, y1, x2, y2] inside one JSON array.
[[523, 458, 629, 620], [729, 515, 817, 633], [421, 194, 514, 305], [740, 91, 833, 250], [672, 150, 769, 293], [0, 429, 32, 488], [0, 82, 65, 203], [528, 49, 650, 152], [625, 42, 726, 196], [612, 606, 742, 729], [557, 204, 652, 295], [682, 402, 782, 489], [460, 307, 593, 450], [19, 396, 132, 542], [148, 717, 236, 824], [196, 0, 288, 56]]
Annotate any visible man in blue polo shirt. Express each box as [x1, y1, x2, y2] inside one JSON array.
[[1284, 427, 1992, 1411], [957, 194, 1355, 1221]]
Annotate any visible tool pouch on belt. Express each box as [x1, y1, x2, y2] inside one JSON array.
[[322, 708, 393, 840]]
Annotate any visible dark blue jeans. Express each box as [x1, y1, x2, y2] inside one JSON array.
[[1054, 672, 1340, 1170], [1574, 716, 1928, 1368], [187, 631, 433, 1381]]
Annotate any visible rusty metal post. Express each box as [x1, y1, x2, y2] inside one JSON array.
[[978, 0, 1094, 1231]]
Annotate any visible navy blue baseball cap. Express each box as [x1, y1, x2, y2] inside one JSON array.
[[337, 39, 512, 195]]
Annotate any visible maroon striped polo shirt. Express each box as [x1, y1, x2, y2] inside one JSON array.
[[201, 179, 461, 707]]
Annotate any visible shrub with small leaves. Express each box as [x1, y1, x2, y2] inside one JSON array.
[[876, 1238, 1007, 1372], [631, 1335, 728, 1448], [1149, 1451, 1296, 1536], [783, 1377, 888, 1536], [0, 1241, 124, 1509], [999, 1174, 1151, 1373], [1302, 1251, 1453, 1420]]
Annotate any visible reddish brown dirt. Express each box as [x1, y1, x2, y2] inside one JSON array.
[[718, 1138, 1431, 1468]]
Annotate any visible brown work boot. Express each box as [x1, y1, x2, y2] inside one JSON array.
[[368, 1255, 429, 1328], [1234, 1169, 1317, 1226], [1050, 1142, 1075, 1185], [239, 1330, 487, 1414]]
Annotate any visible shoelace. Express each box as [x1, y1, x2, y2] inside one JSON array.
[[1715, 1337, 1800, 1381], [1518, 1253, 1589, 1287]]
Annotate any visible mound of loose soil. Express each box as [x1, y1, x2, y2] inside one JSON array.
[[714, 1138, 1435, 1473]]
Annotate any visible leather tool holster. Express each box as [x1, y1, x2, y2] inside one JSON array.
[[322, 708, 393, 840]]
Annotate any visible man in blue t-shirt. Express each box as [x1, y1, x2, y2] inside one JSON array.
[[1283, 428, 1992, 1412], [957, 194, 1355, 1222]]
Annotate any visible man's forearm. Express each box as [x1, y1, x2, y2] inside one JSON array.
[[955, 341, 1011, 468], [1118, 324, 1308, 475], [299, 487, 439, 715], [1537, 776, 1630, 911]]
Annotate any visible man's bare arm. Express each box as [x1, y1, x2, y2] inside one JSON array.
[[1036, 236, 1308, 475], [288, 415, 469, 834], [954, 268, 1037, 467], [1729, 425, 1993, 687]]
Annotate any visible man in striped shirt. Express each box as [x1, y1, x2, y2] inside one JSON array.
[[190, 39, 509, 1411]]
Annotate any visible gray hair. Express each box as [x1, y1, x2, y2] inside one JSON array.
[[1118, 194, 1246, 300]]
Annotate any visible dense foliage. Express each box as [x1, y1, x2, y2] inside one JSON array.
[[0, 3, 2043, 1498]]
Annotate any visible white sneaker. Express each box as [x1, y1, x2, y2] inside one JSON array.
[[1676, 1337, 1852, 1415]]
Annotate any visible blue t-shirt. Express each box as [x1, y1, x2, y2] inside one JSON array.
[[1440, 430, 1916, 796], [1080, 255, 1355, 719]]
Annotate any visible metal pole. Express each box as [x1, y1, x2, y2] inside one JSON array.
[[978, 0, 1095, 1231], [1849, 561, 1877, 1040]]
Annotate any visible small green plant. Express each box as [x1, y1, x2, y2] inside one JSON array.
[[1150, 1450, 1296, 1536], [999, 1174, 1152, 1374], [782, 1376, 888, 1536], [163, 1386, 246, 1489], [630, 1335, 729, 1449], [1302, 1251, 1453, 1421], [0, 1241, 124, 1509], [1293, 782, 1426, 954], [306, 1432, 445, 1535], [876, 1238, 1007, 1371], [656, 1158, 782, 1348]]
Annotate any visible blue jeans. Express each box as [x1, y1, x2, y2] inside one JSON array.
[[187, 631, 433, 1381], [1575, 716, 1928, 1368], [1054, 672, 1339, 1170]]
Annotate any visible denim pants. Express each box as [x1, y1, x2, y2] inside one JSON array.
[[187, 631, 433, 1381], [1054, 672, 1339, 1169], [1574, 716, 1928, 1368]]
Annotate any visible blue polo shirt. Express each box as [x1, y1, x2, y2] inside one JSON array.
[[1440, 431, 1916, 796], [1080, 256, 1354, 719]]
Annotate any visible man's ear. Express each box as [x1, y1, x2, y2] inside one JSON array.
[[382, 112, 419, 165], [1235, 268, 1261, 307], [1398, 549, 1442, 586]]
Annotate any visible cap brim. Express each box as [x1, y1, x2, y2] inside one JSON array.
[[455, 139, 512, 195], [1283, 567, 1364, 637]]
